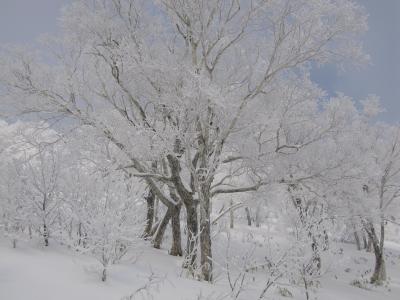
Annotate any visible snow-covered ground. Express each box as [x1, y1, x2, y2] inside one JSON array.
[[0, 239, 226, 300], [1, 226, 399, 300]]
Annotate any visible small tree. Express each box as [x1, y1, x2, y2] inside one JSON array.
[[15, 145, 63, 247], [360, 125, 400, 284], [65, 164, 145, 282], [0, 121, 63, 247]]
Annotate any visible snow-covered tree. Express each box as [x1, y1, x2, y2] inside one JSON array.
[[0, 0, 372, 282], [64, 163, 145, 282], [0, 121, 63, 247]]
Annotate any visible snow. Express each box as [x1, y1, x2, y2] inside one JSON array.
[[1, 230, 400, 300], [0, 238, 221, 300], [0, 1, 397, 300]]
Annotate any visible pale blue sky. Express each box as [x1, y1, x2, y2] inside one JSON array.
[[0, 0, 399, 122]]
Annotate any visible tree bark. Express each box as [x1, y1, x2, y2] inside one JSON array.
[[371, 247, 386, 285], [165, 154, 198, 269], [42, 196, 49, 247], [154, 197, 159, 223], [78, 222, 83, 245], [362, 230, 368, 249], [68, 221, 73, 240], [101, 267, 107, 282], [184, 202, 198, 270], [170, 204, 183, 256], [245, 207, 252, 226], [199, 185, 213, 282], [152, 207, 172, 249], [143, 188, 155, 239], [364, 221, 386, 284], [149, 220, 161, 237], [230, 199, 234, 229], [289, 188, 322, 274], [353, 224, 361, 251], [311, 237, 321, 273], [367, 236, 373, 252], [43, 223, 49, 247]]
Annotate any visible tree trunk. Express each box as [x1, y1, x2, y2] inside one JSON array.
[[42, 196, 49, 246], [78, 222, 83, 246], [101, 267, 107, 282], [154, 197, 159, 223], [367, 236, 373, 252], [68, 220, 73, 240], [365, 221, 387, 284], [152, 207, 172, 249], [43, 223, 49, 247], [353, 226, 361, 251], [184, 202, 198, 270], [229, 199, 234, 229], [199, 186, 212, 282], [311, 237, 321, 273], [290, 190, 321, 274], [143, 188, 155, 239], [149, 220, 161, 237], [170, 204, 183, 256], [323, 229, 329, 251], [245, 207, 252, 226], [371, 248, 386, 284], [362, 231, 368, 249]]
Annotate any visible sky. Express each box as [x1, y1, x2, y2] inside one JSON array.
[[0, 0, 399, 122]]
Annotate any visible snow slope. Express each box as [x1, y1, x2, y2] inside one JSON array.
[[0, 240, 224, 300], [1, 230, 399, 300]]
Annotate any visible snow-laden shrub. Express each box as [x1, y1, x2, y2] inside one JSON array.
[[64, 167, 146, 281]]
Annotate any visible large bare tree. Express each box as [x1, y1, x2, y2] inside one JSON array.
[[0, 0, 368, 281]]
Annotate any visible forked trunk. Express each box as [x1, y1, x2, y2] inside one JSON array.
[[152, 203, 183, 256], [365, 221, 386, 284]]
